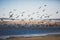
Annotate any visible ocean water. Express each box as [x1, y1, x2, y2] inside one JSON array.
[[0, 24, 60, 39]]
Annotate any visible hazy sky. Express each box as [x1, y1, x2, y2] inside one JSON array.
[[0, 0, 60, 19]]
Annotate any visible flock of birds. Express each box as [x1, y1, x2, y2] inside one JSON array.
[[8, 4, 59, 20]]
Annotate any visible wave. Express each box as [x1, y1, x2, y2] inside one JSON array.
[[0, 32, 60, 39]]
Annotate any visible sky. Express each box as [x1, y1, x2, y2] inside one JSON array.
[[0, 0, 60, 20]]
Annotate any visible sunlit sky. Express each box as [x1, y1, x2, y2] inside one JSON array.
[[0, 0, 60, 20]]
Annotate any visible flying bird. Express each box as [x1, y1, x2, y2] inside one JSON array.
[[30, 18, 33, 20], [39, 7, 41, 9], [32, 12, 35, 14], [36, 11, 39, 13], [9, 11, 12, 13], [28, 15, 31, 17], [45, 16, 49, 18], [56, 11, 59, 14], [40, 15, 45, 19], [9, 14, 13, 18], [37, 16, 39, 17], [44, 5, 47, 7], [22, 11, 25, 13], [42, 9, 45, 12], [40, 16, 42, 18], [16, 15, 20, 18], [21, 14, 23, 16], [13, 9, 16, 11]]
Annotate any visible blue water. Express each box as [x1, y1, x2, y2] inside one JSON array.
[[0, 24, 60, 38]]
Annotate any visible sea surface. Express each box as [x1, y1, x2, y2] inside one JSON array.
[[0, 24, 60, 39]]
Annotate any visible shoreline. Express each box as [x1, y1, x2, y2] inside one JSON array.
[[0, 32, 60, 39], [0, 34, 60, 40]]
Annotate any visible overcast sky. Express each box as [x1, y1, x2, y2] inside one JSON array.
[[0, 0, 60, 19]]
